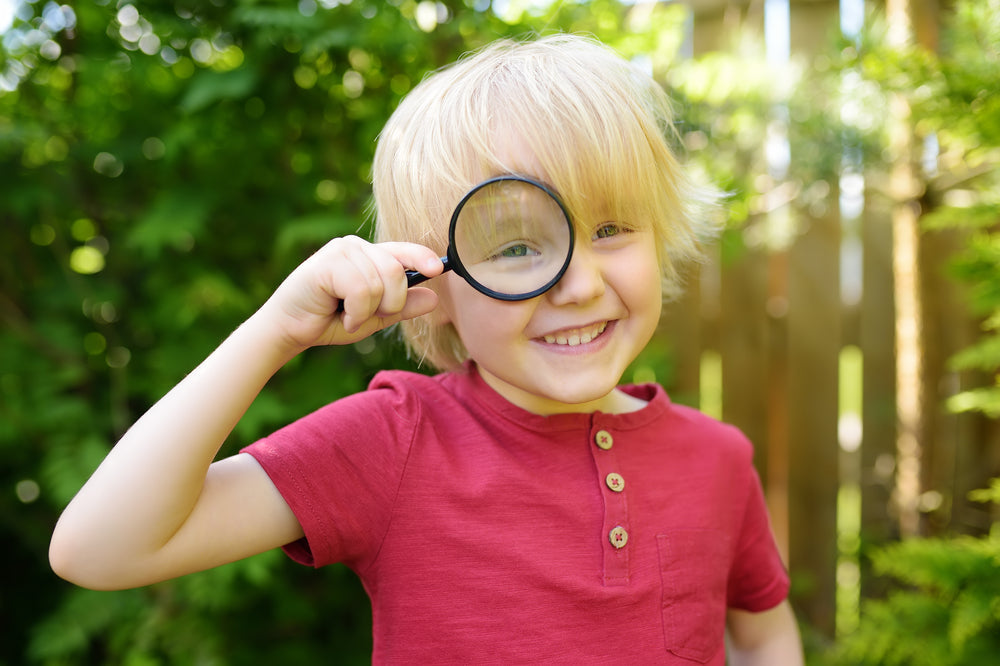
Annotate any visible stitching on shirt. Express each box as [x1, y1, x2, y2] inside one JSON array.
[[361, 389, 424, 575]]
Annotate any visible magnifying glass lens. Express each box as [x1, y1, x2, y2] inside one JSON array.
[[451, 179, 573, 300]]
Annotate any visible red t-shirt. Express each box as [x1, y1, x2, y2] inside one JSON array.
[[243, 363, 789, 664]]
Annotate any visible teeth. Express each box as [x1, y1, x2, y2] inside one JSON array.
[[543, 322, 607, 346]]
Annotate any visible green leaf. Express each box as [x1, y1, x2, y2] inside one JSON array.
[[180, 67, 258, 113], [947, 385, 1000, 417], [274, 212, 358, 258], [922, 204, 1000, 232], [949, 586, 998, 650], [949, 334, 1000, 372], [968, 479, 1000, 505], [233, 6, 316, 31], [126, 190, 212, 259]]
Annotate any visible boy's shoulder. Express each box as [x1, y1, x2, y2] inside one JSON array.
[[624, 382, 742, 432], [355, 366, 475, 418], [364, 367, 466, 408], [367, 367, 452, 392], [646, 389, 756, 461]]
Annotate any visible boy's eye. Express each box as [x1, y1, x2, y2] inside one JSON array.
[[594, 223, 625, 239], [492, 242, 539, 259]]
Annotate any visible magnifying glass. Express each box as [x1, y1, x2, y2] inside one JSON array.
[[406, 175, 575, 301]]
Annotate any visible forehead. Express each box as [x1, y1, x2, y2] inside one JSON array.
[[477, 128, 545, 181], [469, 124, 645, 229]]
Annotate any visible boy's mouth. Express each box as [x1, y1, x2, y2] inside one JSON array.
[[541, 321, 608, 347]]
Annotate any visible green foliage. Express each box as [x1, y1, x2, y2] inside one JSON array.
[[945, 231, 1000, 416], [25, 556, 374, 665], [831, 486, 1000, 665], [918, 0, 1000, 420]]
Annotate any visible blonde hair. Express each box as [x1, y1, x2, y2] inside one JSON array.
[[372, 34, 718, 371]]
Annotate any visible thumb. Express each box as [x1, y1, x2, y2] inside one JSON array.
[[394, 287, 439, 321], [341, 288, 440, 340]]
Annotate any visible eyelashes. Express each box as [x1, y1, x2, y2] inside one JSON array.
[[592, 221, 639, 241]]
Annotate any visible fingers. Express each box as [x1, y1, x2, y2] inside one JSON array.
[[262, 236, 443, 351], [328, 237, 443, 333], [379, 242, 446, 280], [338, 287, 439, 342]]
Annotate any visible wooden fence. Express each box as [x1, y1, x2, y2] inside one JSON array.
[[650, 0, 1000, 637]]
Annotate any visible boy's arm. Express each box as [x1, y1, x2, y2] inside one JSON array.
[[726, 600, 803, 666], [49, 237, 443, 590]]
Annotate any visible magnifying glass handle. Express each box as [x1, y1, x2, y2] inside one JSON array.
[[405, 255, 451, 287]]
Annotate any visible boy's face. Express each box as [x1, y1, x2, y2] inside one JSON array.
[[433, 142, 663, 415]]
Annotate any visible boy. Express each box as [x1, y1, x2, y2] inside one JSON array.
[[51, 35, 803, 663]]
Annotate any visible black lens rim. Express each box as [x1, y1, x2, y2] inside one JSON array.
[[446, 174, 575, 302]]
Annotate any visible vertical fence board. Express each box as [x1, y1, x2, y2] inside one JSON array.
[[691, 0, 764, 54], [766, 251, 792, 559], [859, 198, 898, 588], [787, 0, 843, 636], [788, 0, 842, 54], [720, 244, 772, 478], [787, 207, 842, 636], [920, 227, 963, 534], [660, 269, 704, 407]]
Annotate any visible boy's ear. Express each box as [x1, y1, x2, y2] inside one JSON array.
[[433, 309, 452, 326], [427, 283, 452, 326], [422, 304, 451, 328]]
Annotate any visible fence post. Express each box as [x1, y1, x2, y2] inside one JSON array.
[[786, 0, 843, 638], [859, 194, 898, 594]]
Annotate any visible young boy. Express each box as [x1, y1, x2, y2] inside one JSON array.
[[50, 35, 803, 664]]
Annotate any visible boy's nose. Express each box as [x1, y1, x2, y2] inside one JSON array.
[[545, 240, 606, 305]]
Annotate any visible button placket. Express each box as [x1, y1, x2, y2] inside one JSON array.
[[590, 423, 630, 586]]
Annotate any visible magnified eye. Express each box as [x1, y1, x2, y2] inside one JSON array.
[[446, 174, 575, 300]]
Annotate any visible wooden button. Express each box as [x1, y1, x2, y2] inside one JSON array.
[[606, 473, 625, 492], [609, 526, 628, 549], [595, 430, 614, 450]]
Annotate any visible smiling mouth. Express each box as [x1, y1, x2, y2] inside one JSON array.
[[542, 322, 608, 347]]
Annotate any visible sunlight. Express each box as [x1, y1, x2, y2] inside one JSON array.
[[0, 0, 15, 33]]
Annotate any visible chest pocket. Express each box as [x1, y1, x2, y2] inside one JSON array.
[[657, 530, 731, 663]]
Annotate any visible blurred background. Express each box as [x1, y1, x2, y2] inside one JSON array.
[[2, 0, 999, 663]]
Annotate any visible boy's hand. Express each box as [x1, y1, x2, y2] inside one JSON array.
[[260, 236, 444, 351]]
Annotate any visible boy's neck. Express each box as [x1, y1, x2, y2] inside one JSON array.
[[608, 390, 650, 414], [473, 363, 649, 416]]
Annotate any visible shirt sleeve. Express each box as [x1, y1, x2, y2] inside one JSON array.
[[241, 375, 422, 571], [726, 466, 790, 611]]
